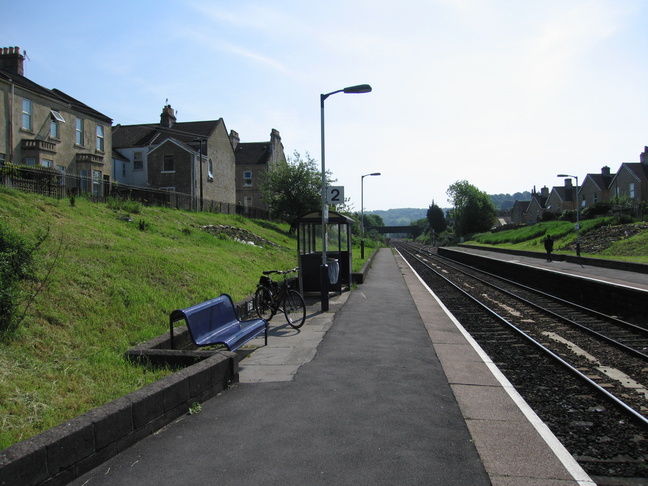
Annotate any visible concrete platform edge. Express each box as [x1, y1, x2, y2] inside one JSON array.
[[393, 249, 596, 486]]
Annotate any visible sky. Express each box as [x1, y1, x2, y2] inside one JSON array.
[[3, 0, 647, 211]]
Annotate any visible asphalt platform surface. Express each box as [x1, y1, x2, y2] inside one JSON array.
[[71, 248, 491, 486]]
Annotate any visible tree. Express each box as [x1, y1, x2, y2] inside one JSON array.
[[260, 151, 330, 232], [446, 180, 496, 237], [426, 201, 447, 234]]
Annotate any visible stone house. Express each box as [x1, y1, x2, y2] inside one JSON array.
[[579, 166, 615, 209], [608, 147, 648, 206], [112, 105, 236, 208], [0, 46, 113, 195], [233, 128, 285, 211], [525, 187, 549, 223], [546, 180, 577, 215], [510, 199, 530, 225]]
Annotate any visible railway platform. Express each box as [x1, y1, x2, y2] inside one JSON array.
[[447, 245, 648, 292], [71, 248, 593, 486]]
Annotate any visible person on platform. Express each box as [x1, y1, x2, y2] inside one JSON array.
[[544, 234, 554, 262]]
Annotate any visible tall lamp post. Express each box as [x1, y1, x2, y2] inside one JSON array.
[[557, 174, 581, 257], [320, 84, 372, 311], [361, 172, 381, 258]]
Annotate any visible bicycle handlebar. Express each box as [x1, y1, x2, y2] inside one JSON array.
[[262, 267, 299, 276]]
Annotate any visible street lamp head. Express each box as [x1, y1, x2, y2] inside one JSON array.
[[557, 174, 571, 178], [343, 84, 372, 94]]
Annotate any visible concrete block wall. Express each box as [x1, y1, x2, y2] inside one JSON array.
[[0, 352, 238, 486]]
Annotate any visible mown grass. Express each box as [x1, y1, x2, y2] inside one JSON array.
[[466, 217, 648, 263], [0, 188, 305, 448]]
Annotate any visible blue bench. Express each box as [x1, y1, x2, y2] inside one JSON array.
[[169, 294, 267, 351]]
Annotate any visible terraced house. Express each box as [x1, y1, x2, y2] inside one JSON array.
[[0, 46, 113, 196]]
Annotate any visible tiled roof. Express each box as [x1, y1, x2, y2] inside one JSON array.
[[234, 142, 271, 166], [0, 68, 112, 123], [112, 120, 222, 148], [621, 162, 648, 183]]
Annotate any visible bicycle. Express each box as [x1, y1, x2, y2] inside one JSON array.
[[254, 267, 306, 329]]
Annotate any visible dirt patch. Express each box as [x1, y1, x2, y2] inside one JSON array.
[[562, 223, 648, 254], [200, 224, 280, 248]]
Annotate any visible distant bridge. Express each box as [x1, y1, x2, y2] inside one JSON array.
[[366, 225, 417, 235]]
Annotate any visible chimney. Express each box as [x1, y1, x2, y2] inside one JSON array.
[[601, 166, 610, 176], [564, 178, 573, 187], [0, 46, 25, 76], [540, 186, 549, 198], [160, 104, 176, 127], [229, 130, 240, 150], [641, 146, 648, 165]]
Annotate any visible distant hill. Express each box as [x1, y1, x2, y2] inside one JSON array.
[[366, 208, 427, 226], [367, 192, 532, 226]]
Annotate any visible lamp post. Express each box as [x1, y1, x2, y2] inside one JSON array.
[[320, 84, 372, 311], [557, 174, 581, 257], [361, 172, 381, 258]]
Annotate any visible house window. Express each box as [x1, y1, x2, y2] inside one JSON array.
[[122, 163, 126, 178], [208, 159, 214, 180], [629, 183, 635, 198], [96, 125, 105, 152], [593, 193, 598, 203], [41, 159, 53, 168], [75, 118, 84, 145], [80, 169, 89, 192], [162, 155, 174, 172], [93, 170, 102, 196], [244, 196, 253, 207], [243, 170, 252, 186], [22, 99, 32, 131], [25, 157, 36, 166], [133, 151, 143, 170], [57, 165, 66, 185], [50, 119, 60, 139]]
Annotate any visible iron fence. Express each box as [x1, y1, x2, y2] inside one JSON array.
[[0, 165, 270, 220]]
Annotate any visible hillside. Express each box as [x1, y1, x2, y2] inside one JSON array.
[[366, 208, 427, 226], [0, 189, 304, 448]]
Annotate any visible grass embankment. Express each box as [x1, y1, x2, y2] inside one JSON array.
[[465, 218, 648, 264], [0, 188, 379, 449]]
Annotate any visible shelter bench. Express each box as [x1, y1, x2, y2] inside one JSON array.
[[169, 294, 267, 351]]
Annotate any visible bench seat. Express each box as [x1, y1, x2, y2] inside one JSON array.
[[170, 294, 267, 351]]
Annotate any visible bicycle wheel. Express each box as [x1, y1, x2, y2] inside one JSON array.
[[283, 289, 306, 328], [254, 286, 274, 321]]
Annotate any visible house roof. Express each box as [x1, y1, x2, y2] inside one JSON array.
[[618, 162, 648, 184], [0, 68, 112, 123], [112, 119, 222, 148], [235, 142, 271, 166]]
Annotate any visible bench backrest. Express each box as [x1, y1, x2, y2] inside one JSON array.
[[169, 294, 240, 348]]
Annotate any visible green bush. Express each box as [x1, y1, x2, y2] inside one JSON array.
[[0, 224, 46, 338]]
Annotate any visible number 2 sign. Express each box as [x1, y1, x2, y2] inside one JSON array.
[[327, 186, 344, 205]]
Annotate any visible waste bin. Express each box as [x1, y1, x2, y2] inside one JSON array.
[[327, 258, 339, 284]]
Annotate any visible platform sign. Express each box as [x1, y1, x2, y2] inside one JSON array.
[[327, 186, 344, 205]]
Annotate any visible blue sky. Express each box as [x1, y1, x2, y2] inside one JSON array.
[[3, 0, 646, 210]]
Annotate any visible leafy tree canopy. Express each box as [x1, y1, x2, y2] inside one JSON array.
[[446, 180, 497, 236], [427, 201, 447, 234], [260, 151, 332, 232]]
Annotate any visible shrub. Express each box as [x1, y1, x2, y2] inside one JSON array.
[[0, 224, 47, 338]]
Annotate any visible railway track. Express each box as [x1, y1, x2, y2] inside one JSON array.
[[393, 242, 648, 483]]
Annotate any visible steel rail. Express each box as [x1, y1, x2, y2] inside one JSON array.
[[395, 243, 648, 429]]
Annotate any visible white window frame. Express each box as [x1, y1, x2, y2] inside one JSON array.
[[75, 118, 85, 146], [50, 118, 60, 139], [92, 170, 102, 196], [96, 125, 105, 152], [208, 159, 214, 180], [133, 151, 143, 170], [41, 159, 53, 168], [22, 99, 32, 131], [629, 182, 635, 198]]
